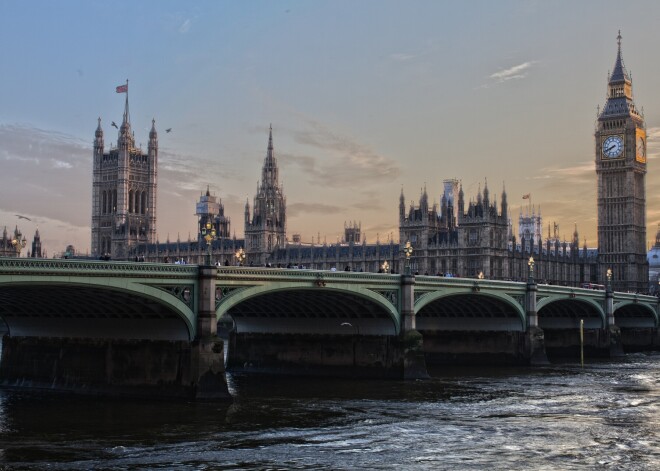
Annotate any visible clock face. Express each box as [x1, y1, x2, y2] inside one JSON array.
[[637, 136, 645, 158], [602, 135, 623, 158]]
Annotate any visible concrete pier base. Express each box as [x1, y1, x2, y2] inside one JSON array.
[[227, 332, 430, 379], [620, 327, 660, 352], [0, 335, 231, 401], [402, 329, 430, 379], [544, 327, 626, 359], [524, 327, 549, 365], [602, 326, 624, 357], [421, 330, 543, 365]]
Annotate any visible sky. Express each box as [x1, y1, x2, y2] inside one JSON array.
[[2, 0, 660, 256]]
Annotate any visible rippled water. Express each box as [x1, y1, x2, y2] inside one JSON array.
[[0, 353, 659, 470]]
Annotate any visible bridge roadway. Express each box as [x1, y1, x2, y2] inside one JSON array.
[[0, 258, 657, 400]]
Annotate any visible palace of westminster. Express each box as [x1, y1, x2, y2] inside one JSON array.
[[3, 34, 658, 293]]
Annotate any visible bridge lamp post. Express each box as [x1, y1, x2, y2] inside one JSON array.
[[11, 231, 27, 257], [478, 271, 484, 280], [235, 247, 246, 266], [403, 241, 413, 275], [201, 221, 217, 266], [606, 268, 613, 293], [527, 256, 535, 283], [382, 260, 389, 274]]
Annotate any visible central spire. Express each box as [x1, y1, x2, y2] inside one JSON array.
[[261, 124, 279, 188], [268, 123, 273, 152]]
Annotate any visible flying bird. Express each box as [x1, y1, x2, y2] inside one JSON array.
[[111, 121, 118, 129], [166, 128, 172, 133], [15, 215, 31, 221]]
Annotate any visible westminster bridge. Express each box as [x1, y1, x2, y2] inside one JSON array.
[[0, 258, 658, 400]]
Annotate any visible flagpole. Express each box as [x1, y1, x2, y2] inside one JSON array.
[[125, 79, 129, 123]]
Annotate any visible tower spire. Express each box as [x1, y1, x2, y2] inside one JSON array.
[[609, 31, 630, 85], [261, 124, 279, 188], [245, 125, 287, 264], [94, 117, 104, 149], [600, 31, 640, 120], [268, 123, 273, 151]]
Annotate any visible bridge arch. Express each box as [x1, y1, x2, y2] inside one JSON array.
[[613, 302, 658, 328], [217, 284, 400, 335], [537, 297, 606, 329], [0, 280, 196, 341], [414, 291, 526, 331]]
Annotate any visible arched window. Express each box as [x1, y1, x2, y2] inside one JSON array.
[[112, 190, 117, 213], [129, 190, 134, 213], [102, 191, 107, 214]]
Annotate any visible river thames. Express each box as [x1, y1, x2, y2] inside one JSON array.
[[0, 352, 658, 470]]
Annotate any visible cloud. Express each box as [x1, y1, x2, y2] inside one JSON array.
[[52, 160, 73, 169], [388, 40, 442, 63], [0, 124, 88, 170], [159, 148, 242, 193], [490, 61, 537, 82], [352, 201, 384, 211], [529, 161, 594, 192], [541, 162, 594, 179], [278, 121, 400, 188], [2, 152, 40, 165], [480, 61, 538, 88], [647, 127, 660, 160], [0, 121, 92, 255], [0, 125, 92, 230], [287, 203, 344, 218], [179, 19, 191, 33]]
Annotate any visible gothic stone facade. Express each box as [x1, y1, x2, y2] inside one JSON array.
[[124, 34, 647, 290], [91, 94, 157, 260], [244, 126, 287, 266]]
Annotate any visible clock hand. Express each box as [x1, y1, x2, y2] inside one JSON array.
[[605, 144, 616, 152]]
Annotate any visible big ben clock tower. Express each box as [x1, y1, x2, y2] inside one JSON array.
[[596, 32, 648, 292]]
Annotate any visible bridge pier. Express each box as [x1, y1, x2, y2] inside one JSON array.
[[400, 274, 429, 379], [602, 287, 624, 357], [191, 267, 231, 401], [524, 281, 549, 365]]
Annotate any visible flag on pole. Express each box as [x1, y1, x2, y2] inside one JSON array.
[[116, 84, 128, 93], [522, 193, 531, 199]]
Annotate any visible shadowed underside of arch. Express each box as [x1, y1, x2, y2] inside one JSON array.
[[538, 299, 604, 329], [225, 289, 397, 336], [615, 303, 658, 328], [0, 285, 192, 340], [416, 294, 525, 331]]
